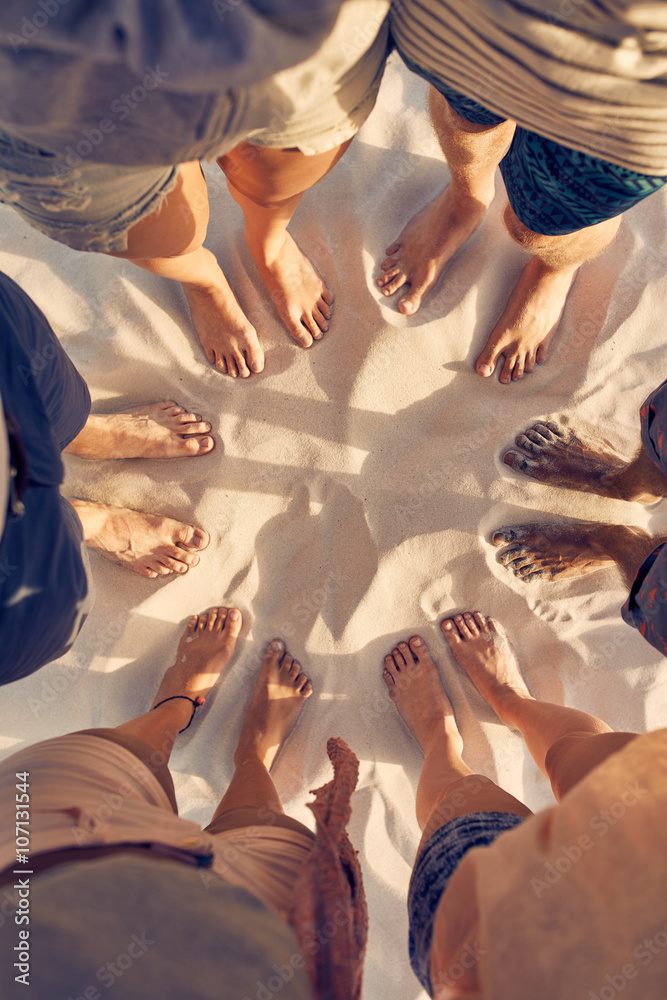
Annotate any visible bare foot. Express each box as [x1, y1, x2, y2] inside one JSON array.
[[235, 639, 313, 770], [382, 637, 461, 754], [249, 231, 333, 349], [503, 420, 627, 497], [476, 256, 577, 383], [441, 613, 531, 721], [491, 521, 653, 583], [377, 182, 493, 315], [184, 257, 264, 378], [69, 499, 210, 578], [65, 402, 214, 460], [151, 607, 242, 726]]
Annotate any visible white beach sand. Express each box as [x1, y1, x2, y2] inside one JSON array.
[[1, 51, 667, 999]]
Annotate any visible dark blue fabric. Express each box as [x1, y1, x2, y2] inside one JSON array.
[[408, 811, 525, 996], [621, 380, 667, 655], [399, 53, 667, 235], [0, 271, 91, 685]]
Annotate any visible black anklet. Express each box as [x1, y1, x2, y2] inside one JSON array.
[[151, 695, 200, 733]]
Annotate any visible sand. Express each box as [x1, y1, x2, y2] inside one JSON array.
[[1, 51, 667, 1000]]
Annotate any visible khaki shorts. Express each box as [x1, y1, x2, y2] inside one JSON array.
[[0, 0, 390, 252]]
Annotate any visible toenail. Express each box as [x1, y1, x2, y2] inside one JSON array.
[[411, 637, 423, 646], [270, 640, 284, 652], [443, 621, 453, 630], [455, 615, 463, 621], [229, 609, 240, 620], [478, 365, 492, 377]]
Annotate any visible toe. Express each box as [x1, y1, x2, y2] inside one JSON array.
[[499, 354, 516, 385], [454, 614, 473, 640], [441, 619, 462, 646], [511, 357, 525, 381], [385, 241, 401, 256], [473, 612, 490, 636], [397, 289, 425, 315], [222, 608, 242, 640], [463, 612, 479, 637], [380, 273, 407, 296], [377, 266, 401, 286], [312, 306, 329, 335], [281, 653, 294, 673], [158, 555, 189, 575], [206, 608, 218, 630], [185, 614, 198, 635], [248, 342, 265, 374], [408, 635, 433, 665], [397, 641, 413, 666], [476, 337, 504, 378], [176, 526, 209, 551], [295, 671, 309, 691], [300, 678, 314, 697], [233, 349, 251, 379], [319, 298, 332, 321], [536, 344, 549, 364], [383, 655, 399, 685], [265, 638, 285, 667]]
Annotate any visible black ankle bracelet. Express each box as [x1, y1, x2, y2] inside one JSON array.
[[151, 695, 200, 733]]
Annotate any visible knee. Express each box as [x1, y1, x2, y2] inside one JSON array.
[[544, 732, 590, 799], [503, 203, 547, 250]]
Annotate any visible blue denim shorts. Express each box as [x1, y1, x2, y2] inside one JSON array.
[[0, 128, 178, 253], [408, 811, 526, 996]]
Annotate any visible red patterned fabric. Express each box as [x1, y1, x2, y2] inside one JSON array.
[[288, 737, 367, 1000]]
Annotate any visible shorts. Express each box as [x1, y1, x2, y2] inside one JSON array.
[[408, 811, 525, 996], [0, 1, 390, 253], [0, 733, 314, 923], [400, 54, 667, 236], [622, 378, 667, 654]]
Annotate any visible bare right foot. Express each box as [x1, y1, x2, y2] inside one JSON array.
[[377, 181, 493, 315], [184, 254, 264, 378], [382, 637, 462, 754], [441, 613, 531, 723], [235, 639, 313, 770], [491, 521, 654, 584], [69, 499, 210, 579]]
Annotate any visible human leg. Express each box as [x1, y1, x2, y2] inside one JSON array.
[[218, 143, 349, 348], [204, 638, 313, 836], [378, 86, 515, 315], [440, 612, 637, 799], [382, 635, 531, 851], [476, 206, 620, 383], [110, 160, 264, 378], [492, 522, 666, 588]]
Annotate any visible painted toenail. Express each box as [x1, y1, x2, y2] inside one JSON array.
[[270, 640, 284, 652]]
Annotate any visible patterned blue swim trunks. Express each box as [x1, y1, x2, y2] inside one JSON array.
[[401, 55, 667, 236], [408, 811, 525, 996]]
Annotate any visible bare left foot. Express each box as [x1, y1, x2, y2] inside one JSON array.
[[476, 256, 577, 383], [151, 607, 243, 724], [65, 402, 215, 460], [382, 637, 462, 755], [491, 522, 652, 582], [502, 420, 627, 496], [249, 231, 333, 348], [69, 499, 210, 578], [235, 639, 313, 770]]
